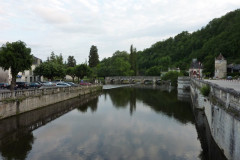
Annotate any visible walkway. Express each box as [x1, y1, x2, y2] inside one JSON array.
[[205, 79, 240, 92]]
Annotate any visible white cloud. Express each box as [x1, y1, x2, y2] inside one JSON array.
[[0, 0, 240, 63]]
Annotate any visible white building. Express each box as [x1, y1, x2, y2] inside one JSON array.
[[0, 56, 43, 83]]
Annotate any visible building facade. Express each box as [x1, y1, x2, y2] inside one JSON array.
[[0, 56, 43, 83], [189, 59, 203, 78], [214, 53, 227, 79]]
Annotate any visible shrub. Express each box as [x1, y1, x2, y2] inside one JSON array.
[[200, 85, 210, 97], [161, 71, 181, 86]]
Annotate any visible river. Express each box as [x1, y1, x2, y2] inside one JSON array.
[[0, 85, 226, 160]]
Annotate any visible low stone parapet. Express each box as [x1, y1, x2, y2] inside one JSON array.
[[0, 85, 102, 119]]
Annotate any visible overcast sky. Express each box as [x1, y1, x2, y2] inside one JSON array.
[[0, 0, 240, 64]]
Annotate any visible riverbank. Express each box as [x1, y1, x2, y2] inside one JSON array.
[[0, 85, 102, 120]]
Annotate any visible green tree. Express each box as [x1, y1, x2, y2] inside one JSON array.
[[34, 61, 65, 81], [88, 45, 99, 68], [161, 71, 181, 86], [67, 56, 76, 67], [145, 66, 161, 76], [66, 67, 76, 82], [129, 45, 137, 75], [0, 41, 33, 90], [75, 64, 92, 82]]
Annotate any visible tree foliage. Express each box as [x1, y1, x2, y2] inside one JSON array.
[[137, 9, 240, 76], [34, 61, 65, 80], [129, 45, 137, 75], [67, 56, 76, 67], [75, 64, 92, 82], [0, 41, 33, 90], [96, 51, 133, 77], [88, 45, 99, 68], [34, 52, 66, 80], [161, 71, 182, 86]]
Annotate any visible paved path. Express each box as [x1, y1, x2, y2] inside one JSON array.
[[205, 79, 240, 92]]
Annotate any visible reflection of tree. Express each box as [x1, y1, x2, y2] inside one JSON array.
[[77, 97, 99, 113], [129, 89, 136, 115], [106, 88, 131, 108], [89, 97, 99, 112], [106, 87, 194, 124], [0, 131, 34, 160]]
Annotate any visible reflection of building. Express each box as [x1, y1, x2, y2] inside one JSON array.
[[214, 53, 227, 79], [0, 56, 43, 83], [189, 59, 203, 78]]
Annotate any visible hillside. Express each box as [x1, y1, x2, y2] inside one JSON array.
[[137, 9, 240, 76]]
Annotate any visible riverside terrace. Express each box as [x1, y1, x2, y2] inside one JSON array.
[[0, 85, 102, 119]]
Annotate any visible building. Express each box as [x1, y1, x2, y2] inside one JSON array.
[[189, 59, 203, 78], [214, 53, 227, 79], [227, 64, 240, 74], [0, 56, 43, 83], [0, 68, 11, 83]]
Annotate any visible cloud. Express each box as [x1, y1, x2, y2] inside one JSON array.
[[33, 6, 72, 24], [0, 0, 240, 63]]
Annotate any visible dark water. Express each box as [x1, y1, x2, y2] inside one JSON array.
[[0, 86, 226, 160]]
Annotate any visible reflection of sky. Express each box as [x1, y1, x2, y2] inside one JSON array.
[[27, 93, 201, 160]]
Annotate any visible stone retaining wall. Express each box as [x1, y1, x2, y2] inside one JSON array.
[[0, 85, 102, 119], [191, 78, 240, 160]]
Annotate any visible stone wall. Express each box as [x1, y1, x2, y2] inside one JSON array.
[[0, 93, 99, 147], [0, 85, 102, 119], [191, 78, 240, 160]]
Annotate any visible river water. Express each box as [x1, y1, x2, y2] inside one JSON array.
[[0, 85, 226, 160]]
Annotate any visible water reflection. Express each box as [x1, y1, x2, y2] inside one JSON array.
[[0, 93, 100, 160], [0, 132, 34, 160], [0, 86, 226, 160], [106, 86, 194, 124]]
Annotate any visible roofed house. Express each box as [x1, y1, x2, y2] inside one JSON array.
[[189, 59, 203, 78], [227, 64, 240, 73]]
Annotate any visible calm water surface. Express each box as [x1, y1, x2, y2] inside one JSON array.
[[0, 86, 224, 160]]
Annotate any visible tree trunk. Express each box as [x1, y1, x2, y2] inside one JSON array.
[[10, 75, 17, 91]]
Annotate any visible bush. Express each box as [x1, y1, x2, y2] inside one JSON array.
[[200, 85, 210, 97], [161, 71, 181, 86]]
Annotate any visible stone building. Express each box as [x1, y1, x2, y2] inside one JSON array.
[[189, 59, 203, 78], [214, 53, 227, 79]]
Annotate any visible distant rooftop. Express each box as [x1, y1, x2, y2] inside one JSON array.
[[216, 53, 225, 60]]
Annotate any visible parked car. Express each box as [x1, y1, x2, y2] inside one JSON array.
[[66, 82, 78, 87], [56, 82, 71, 87], [29, 82, 42, 88], [80, 82, 91, 86], [16, 82, 29, 89], [0, 83, 9, 89], [42, 82, 56, 86], [226, 76, 233, 80]]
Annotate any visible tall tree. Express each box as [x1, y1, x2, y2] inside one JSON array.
[[66, 67, 76, 82], [34, 61, 65, 81], [88, 45, 99, 68], [129, 45, 137, 76], [0, 41, 33, 90], [67, 56, 76, 67], [75, 64, 92, 82]]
